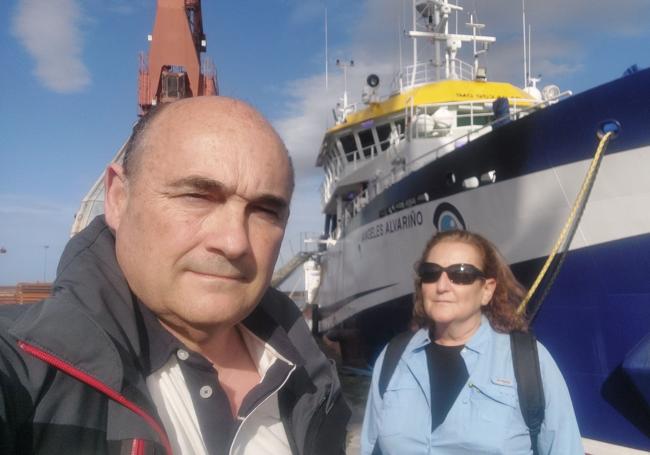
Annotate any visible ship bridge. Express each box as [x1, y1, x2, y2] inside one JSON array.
[[317, 79, 537, 234]]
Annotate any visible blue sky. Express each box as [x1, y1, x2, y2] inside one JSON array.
[[1, 0, 649, 285]]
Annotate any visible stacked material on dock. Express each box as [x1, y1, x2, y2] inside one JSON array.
[[0, 283, 52, 305]]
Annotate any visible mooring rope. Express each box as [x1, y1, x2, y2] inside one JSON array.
[[517, 129, 615, 316]]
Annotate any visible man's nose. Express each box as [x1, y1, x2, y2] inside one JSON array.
[[203, 204, 250, 259]]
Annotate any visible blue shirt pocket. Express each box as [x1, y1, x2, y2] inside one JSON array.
[[380, 384, 425, 438], [465, 379, 519, 451], [469, 379, 518, 421]]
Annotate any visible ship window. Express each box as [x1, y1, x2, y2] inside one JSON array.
[[474, 114, 494, 125], [340, 134, 358, 162], [358, 129, 375, 158], [167, 77, 178, 97], [376, 124, 392, 151], [458, 109, 493, 127], [457, 115, 471, 127]]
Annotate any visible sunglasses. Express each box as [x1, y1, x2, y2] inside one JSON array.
[[417, 262, 486, 285]]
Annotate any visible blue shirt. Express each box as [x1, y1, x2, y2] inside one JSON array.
[[361, 318, 584, 454]]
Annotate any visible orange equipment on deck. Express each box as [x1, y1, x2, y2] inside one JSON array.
[[138, 0, 218, 116]]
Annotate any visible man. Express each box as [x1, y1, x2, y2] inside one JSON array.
[[0, 97, 350, 454]]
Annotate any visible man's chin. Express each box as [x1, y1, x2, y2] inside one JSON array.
[[175, 295, 259, 323]]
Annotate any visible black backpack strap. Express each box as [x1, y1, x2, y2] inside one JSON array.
[[378, 331, 416, 399], [510, 330, 545, 455], [371, 331, 415, 455]]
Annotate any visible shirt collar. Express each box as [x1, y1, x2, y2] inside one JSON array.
[[463, 315, 492, 354], [137, 295, 305, 376], [407, 315, 493, 355]]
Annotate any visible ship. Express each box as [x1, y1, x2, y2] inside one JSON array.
[[311, 1, 650, 452]]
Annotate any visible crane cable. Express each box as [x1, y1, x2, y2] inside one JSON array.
[[517, 129, 615, 316]]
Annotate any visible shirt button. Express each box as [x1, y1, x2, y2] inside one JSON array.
[[200, 385, 213, 398], [177, 349, 189, 361]]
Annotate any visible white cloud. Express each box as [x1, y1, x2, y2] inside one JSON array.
[[275, 0, 403, 180], [288, 0, 325, 25], [11, 0, 91, 93]]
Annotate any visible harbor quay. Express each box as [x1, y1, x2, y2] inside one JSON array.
[[340, 372, 371, 454]]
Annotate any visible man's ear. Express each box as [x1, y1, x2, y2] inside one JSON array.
[[104, 163, 128, 231]]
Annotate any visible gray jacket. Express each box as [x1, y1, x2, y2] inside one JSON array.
[[0, 216, 350, 454]]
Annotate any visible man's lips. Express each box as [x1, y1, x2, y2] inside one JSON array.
[[187, 270, 246, 281]]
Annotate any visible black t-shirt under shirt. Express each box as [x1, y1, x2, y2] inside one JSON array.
[[425, 341, 469, 431]]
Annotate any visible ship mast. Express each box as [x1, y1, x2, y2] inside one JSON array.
[[406, 0, 495, 86]]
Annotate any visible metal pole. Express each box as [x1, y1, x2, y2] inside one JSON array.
[[325, 7, 328, 90], [522, 0, 528, 87], [43, 245, 49, 282]]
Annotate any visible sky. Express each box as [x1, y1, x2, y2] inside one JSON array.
[[1, 0, 649, 286]]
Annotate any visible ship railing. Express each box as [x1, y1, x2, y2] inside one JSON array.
[[409, 99, 524, 139], [393, 59, 475, 92], [402, 96, 556, 171], [319, 144, 379, 206], [340, 90, 572, 224]]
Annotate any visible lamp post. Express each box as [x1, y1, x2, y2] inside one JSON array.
[[43, 245, 49, 282]]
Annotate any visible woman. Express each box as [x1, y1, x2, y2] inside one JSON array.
[[361, 230, 583, 454]]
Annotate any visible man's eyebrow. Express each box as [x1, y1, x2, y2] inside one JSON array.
[[255, 194, 290, 212], [167, 176, 289, 210], [167, 176, 226, 192]]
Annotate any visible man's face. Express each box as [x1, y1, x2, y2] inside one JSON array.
[[105, 99, 292, 331]]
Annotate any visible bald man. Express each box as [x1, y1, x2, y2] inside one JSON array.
[[0, 97, 350, 455]]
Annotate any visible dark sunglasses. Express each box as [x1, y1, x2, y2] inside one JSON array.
[[417, 262, 486, 285]]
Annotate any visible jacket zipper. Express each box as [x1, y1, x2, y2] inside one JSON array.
[[304, 383, 332, 455], [18, 341, 173, 455]]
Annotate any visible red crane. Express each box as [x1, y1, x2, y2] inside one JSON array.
[[137, 0, 218, 116]]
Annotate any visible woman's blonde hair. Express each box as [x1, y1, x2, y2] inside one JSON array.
[[412, 230, 528, 333]]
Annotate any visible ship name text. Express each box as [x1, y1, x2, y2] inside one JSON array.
[[361, 210, 423, 241]]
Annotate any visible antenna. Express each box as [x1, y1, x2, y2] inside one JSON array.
[[325, 7, 329, 90], [399, 0, 404, 72], [411, 0, 418, 86], [528, 23, 532, 84], [522, 0, 527, 87], [467, 12, 486, 75]]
